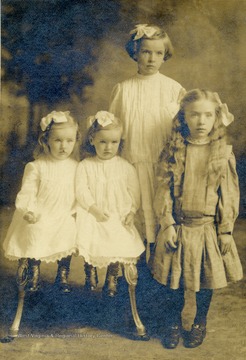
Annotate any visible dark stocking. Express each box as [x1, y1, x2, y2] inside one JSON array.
[[165, 287, 185, 327], [194, 289, 213, 326]]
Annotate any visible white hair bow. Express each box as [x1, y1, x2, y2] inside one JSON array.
[[213, 93, 234, 126], [130, 24, 157, 41], [87, 111, 114, 129], [40, 111, 70, 131]]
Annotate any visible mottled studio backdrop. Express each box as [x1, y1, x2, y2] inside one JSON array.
[[1, 0, 246, 214]]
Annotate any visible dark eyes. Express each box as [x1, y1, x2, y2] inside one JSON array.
[[142, 50, 164, 55], [54, 138, 74, 142], [189, 112, 213, 117]]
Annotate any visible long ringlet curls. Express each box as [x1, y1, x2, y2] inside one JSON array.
[[158, 89, 232, 191], [125, 24, 174, 61], [80, 112, 124, 159], [33, 111, 81, 160]]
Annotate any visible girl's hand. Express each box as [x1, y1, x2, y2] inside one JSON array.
[[23, 211, 38, 224], [158, 225, 177, 252], [218, 234, 232, 255], [95, 212, 109, 222], [89, 204, 109, 222], [124, 211, 135, 227]]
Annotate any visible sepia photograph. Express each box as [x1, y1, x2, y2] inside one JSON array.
[[1, 1, 245, 359]]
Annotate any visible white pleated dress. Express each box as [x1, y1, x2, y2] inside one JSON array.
[[76, 156, 145, 268], [109, 72, 184, 242], [3, 155, 78, 262]]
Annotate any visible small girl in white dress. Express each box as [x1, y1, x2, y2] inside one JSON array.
[[76, 111, 145, 296], [109, 24, 186, 259], [3, 111, 80, 293]]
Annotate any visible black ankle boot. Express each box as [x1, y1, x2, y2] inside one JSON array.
[[105, 262, 119, 297], [28, 259, 41, 292], [162, 325, 180, 349], [55, 256, 72, 293], [84, 263, 98, 291], [184, 323, 206, 348]]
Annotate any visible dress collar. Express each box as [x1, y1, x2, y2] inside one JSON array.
[[186, 136, 210, 145], [95, 155, 118, 163], [135, 71, 160, 81]]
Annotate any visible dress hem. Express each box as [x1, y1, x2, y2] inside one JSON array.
[[4, 248, 78, 263], [79, 255, 140, 268]]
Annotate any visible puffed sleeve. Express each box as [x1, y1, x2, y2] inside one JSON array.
[[153, 156, 176, 231], [126, 163, 140, 214], [108, 83, 122, 118], [217, 148, 239, 234], [15, 162, 40, 215], [75, 161, 96, 211], [165, 87, 186, 120]]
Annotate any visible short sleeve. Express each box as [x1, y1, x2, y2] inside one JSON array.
[[217, 150, 240, 234], [15, 162, 40, 215], [108, 83, 122, 117], [126, 163, 140, 213], [75, 161, 96, 211], [165, 86, 186, 120]]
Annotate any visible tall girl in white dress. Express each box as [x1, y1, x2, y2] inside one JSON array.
[[109, 24, 186, 259], [76, 111, 145, 296], [3, 111, 80, 293]]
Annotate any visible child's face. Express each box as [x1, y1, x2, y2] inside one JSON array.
[[136, 39, 165, 76], [184, 100, 217, 140], [90, 128, 122, 160], [48, 126, 77, 160]]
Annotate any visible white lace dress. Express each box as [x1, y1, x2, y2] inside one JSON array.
[[109, 72, 184, 243], [75, 156, 145, 268], [3, 156, 78, 262]]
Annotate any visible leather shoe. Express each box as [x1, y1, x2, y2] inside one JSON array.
[[162, 325, 180, 349], [184, 324, 206, 348]]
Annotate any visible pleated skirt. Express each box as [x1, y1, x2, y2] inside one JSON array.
[[152, 219, 243, 292]]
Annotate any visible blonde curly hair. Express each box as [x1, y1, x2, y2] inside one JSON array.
[[157, 89, 227, 194]]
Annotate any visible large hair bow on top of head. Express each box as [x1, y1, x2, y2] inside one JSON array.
[[129, 24, 157, 40], [40, 111, 70, 131], [86, 111, 114, 129]]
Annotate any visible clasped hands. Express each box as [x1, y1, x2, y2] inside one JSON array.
[[23, 211, 38, 224], [88, 204, 134, 227]]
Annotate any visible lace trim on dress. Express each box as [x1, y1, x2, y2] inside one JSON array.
[[81, 255, 139, 268], [4, 248, 78, 263], [186, 136, 210, 145]]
